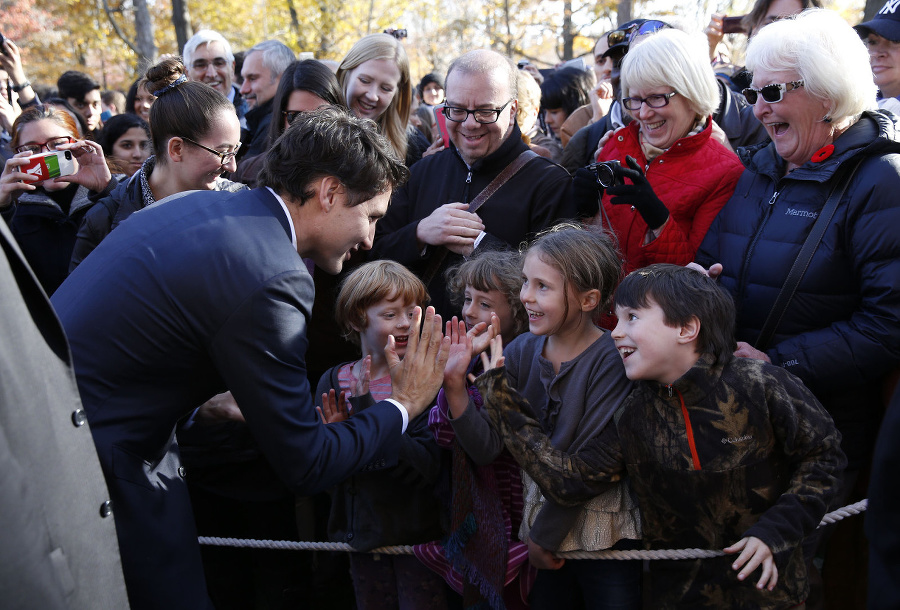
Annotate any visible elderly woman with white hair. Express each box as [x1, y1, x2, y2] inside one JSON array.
[[585, 27, 744, 277], [696, 9, 900, 501]]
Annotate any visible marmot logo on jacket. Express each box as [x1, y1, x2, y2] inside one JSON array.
[[785, 208, 818, 218]]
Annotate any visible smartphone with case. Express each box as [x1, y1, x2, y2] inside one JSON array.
[[722, 15, 746, 34], [21, 150, 77, 182], [433, 104, 450, 148]]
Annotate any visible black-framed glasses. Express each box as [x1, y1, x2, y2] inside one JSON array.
[[442, 99, 514, 124], [607, 20, 669, 48], [283, 110, 304, 125], [622, 92, 677, 111], [742, 80, 804, 105], [16, 136, 75, 155], [181, 136, 241, 165]]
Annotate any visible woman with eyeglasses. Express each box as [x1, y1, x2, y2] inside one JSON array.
[[336, 33, 430, 166], [695, 11, 900, 600], [581, 28, 743, 283], [231, 59, 345, 188], [0, 105, 115, 293], [70, 55, 246, 271]]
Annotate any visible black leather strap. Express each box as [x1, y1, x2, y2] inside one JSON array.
[[756, 156, 864, 351]]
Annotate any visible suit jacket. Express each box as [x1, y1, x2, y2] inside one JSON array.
[[51, 187, 405, 610], [0, 218, 129, 608]]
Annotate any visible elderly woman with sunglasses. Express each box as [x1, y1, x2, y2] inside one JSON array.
[[70, 55, 246, 272], [695, 9, 900, 492], [582, 28, 744, 284]]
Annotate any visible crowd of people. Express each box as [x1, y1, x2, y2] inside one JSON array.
[[1, 2, 900, 610]]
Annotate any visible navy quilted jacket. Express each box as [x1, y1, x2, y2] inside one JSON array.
[[696, 110, 900, 464]]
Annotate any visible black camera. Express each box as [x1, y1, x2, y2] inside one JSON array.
[[0, 32, 7, 55], [589, 160, 622, 189]]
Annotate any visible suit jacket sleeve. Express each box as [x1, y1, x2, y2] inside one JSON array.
[[209, 269, 403, 496]]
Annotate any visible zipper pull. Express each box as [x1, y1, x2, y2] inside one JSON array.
[[666, 384, 673, 398], [466, 171, 472, 184], [768, 191, 779, 206]]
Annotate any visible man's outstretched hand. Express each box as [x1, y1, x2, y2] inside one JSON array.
[[387, 306, 450, 419]]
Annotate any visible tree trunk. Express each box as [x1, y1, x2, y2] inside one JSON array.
[[133, 0, 157, 75], [617, 0, 632, 27], [171, 0, 192, 59], [864, 0, 884, 22], [561, 0, 574, 60]]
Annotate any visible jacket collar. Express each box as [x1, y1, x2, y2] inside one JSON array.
[[740, 110, 900, 183], [648, 352, 730, 405], [449, 122, 528, 174]]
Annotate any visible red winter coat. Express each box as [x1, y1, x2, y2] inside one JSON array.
[[596, 119, 743, 274]]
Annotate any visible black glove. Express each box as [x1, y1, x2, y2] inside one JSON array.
[[573, 166, 603, 218], [606, 155, 669, 230]]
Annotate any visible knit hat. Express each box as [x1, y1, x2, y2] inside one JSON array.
[[856, 0, 900, 42], [418, 72, 444, 95]]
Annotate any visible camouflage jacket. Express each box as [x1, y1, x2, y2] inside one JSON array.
[[477, 354, 846, 609]]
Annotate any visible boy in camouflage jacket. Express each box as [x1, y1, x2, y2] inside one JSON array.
[[477, 264, 846, 609]]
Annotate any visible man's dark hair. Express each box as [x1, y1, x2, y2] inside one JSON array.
[[259, 106, 409, 206], [615, 263, 737, 364], [57, 70, 100, 101]]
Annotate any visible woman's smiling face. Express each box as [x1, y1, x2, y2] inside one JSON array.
[[344, 59, 401, 122]]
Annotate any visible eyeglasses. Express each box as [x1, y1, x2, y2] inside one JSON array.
[[191, 58, 230, 72], [443, 99, 514, 124], [283, 110, 304, 125], [622, 92, 677, 111], [16, 136, 75, 155], [181, 136, 241, 165], [742, 80, 804, 105], [607, 20, 669, 48]]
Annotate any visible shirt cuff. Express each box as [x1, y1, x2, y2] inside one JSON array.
[[384, 398, 409, 433]]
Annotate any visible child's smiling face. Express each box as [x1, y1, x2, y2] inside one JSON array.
[[612, 298, 687, 384], [519, 251, 583, 337], [355, 294, 417, 358], [462, 284, 516, 340]]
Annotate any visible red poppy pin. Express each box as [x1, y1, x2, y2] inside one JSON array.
[[811, 144, 834, 163]]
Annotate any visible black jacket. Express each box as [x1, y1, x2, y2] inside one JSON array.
[[2, 183, 105, 294], [240, 97, 274, 158], [372, 123, 576, 318]]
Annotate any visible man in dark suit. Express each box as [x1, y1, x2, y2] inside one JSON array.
[[51, 107, 449, 610], [0, 216, 129, 608]]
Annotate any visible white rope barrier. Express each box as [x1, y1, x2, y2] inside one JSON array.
[[198, 499, 867, 561]]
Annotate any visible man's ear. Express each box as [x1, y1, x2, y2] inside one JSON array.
[[508, 99, 518, 129], [677, 316, 701, 345], [167, 137, 184, 163], [579, 288, 601, 312], [316, 175, 344, 212]]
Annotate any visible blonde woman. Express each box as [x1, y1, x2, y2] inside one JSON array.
[[337, 33, 429, 166]]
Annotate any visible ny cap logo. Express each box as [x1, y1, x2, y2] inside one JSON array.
[[880, 0, 900, 15]]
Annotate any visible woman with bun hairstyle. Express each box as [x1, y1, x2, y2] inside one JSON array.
[[337, 33, 429, 166], [71, 55, 246, 271]]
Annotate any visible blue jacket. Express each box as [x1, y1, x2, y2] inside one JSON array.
[[696, 110, 900, 465]]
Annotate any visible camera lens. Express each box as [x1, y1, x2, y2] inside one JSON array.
[[595, 163, 616, 188], [65, 151, 72, 160]]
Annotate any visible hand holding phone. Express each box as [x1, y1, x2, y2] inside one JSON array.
[[20, 150, 77, 182], [433, 104, 450, 149]]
